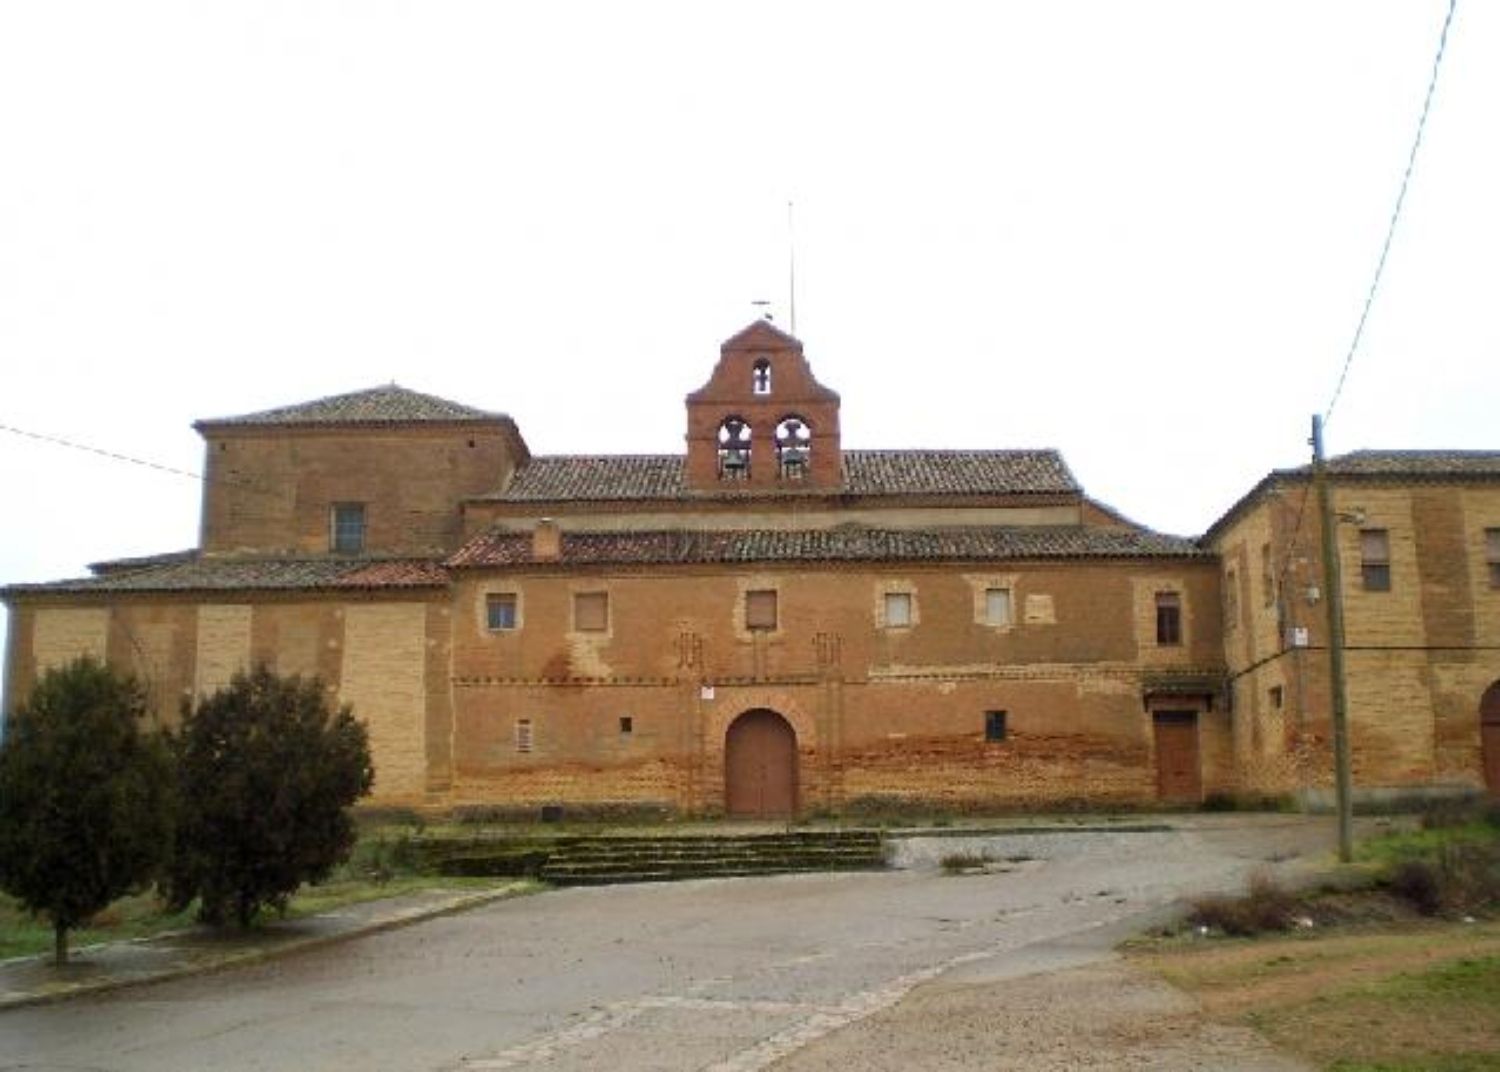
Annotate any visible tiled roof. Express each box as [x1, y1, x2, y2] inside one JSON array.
[[489, 449, 1077, 502], [195, 385, 507, 428], [448, 525, 1204, 568], [3, 556, 448, 596], [1320, 450, 1500, 476], [1203, 449, 1500, 545]]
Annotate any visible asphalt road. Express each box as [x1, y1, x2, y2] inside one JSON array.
[[0, 817, 1335, 1071]]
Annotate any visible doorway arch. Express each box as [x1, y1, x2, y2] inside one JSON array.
[[1481, 681, 1500, 794], [725, 708, 798, 818]]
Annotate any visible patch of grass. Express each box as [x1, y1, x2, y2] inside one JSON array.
[[1188, 873, 1301, 937], [0, 889, 197, 960], [939, 851, 994, 874]]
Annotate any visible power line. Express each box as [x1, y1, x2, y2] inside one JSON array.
[[1323, 0, 1458, 426], [0, 421, 275, 497]]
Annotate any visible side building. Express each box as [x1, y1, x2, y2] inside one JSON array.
[[1204, 452, 1500, 805]]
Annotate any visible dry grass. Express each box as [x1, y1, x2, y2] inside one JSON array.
[[1132, 921, 1500, 1070]]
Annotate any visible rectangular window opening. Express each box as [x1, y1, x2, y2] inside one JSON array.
[[619, 716, 633, 735], [1261, 544, 1275, 606], [984, 587, 1013, 627], [1269, 685, 1284, 709], [985, 710, 1008, 742], [1155, 591, 1183, 646], [574, 591, 609, 632], [746, 589, 778, 631], [331, 503, 365, 554], [1486, 528, 1500, 590], [1360, 528, 1391, 592], [515, 718, 533, 754], [486, 593, 518, 631], [884, 591, 912, 628]]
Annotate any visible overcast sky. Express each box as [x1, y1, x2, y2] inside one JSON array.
[[2, 2, 1494, 694]]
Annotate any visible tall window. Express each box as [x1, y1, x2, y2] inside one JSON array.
[[331, 503, 365, 553], [574, 591, 609, 632], [514, 718, 533, 753], [486, 593, 518, 631], [1155, 591, 1182, 646], [883, 591, 913, 628], [1261, 543, 1275, 606], [1486, 528, 1500, 590], [1224, 569, 1239, 632], [746, 589, 778, 631], [985, 710, 1008, 742], [1360, 529, 1391, 592], [984, 587, 1012, 627]]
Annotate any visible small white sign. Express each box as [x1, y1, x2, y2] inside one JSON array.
[[1290, 627, 1310, 648], [700, 685, 715, 701]]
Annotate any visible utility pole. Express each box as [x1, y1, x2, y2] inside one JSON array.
[[1311, 414, 1354, 862]]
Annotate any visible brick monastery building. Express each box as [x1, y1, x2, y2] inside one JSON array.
[[5, 320, 1500, 815]]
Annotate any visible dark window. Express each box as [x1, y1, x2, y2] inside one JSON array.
[[515, 719, 533, 753], [331, 503, 365, 553], [746, 589, 778, 631], [752, 358, 772, 395], [619, 716, 633, 735], [1270, 685, 1284, 709], [1486, 528, 1500, 590], [486, 593, 518, 631], [985, 710, 1008, 742], [1360, 529, 1391, 591], [1155, 592, 1182, 646], [574, 592, 608, 632]]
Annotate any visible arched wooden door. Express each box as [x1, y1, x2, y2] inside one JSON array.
[[725, 709, 798, 818], [1481, 681, 1500, 795]]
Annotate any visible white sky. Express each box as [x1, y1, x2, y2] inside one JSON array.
[[2, 2, 1495, 697]]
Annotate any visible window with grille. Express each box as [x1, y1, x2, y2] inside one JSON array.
[[1155, 591, 1182, 646], [1360, 529, 1391, 592], [515, 719, 533, 753], [486, 593, 518, 631], [574, 591, 608, 632], [331, 503, 365, 554], [746, 589, 778, 631], [984, 588, 1012, 627], [884, 591, 912, 628]]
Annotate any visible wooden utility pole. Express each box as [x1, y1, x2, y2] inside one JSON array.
[[1311, 414, 1354, 862]]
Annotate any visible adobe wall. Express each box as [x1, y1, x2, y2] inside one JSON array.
[[447, 558, 1226, 813], [3, 593, 452, 805], [199, 425, 519, 555]]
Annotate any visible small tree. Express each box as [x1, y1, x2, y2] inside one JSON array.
[[168, 667, 373, 927], [0, 657, 174, 965]]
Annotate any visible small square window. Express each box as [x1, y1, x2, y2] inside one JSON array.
[[984, 588, 1012, 627], [619, 716, 633, 735], [746, 589, 778, 631], [1155, 591, 1182, 646], [1360, 529, 1391, 592], [985, 710, 1008, 742], [515, 718, 533, 754], [884, 592, 912, 628], [331, 503, 365, 554], [574, 592, 609, 632], [486, 593, 518, 631], [1485, 528, 1500, 590]]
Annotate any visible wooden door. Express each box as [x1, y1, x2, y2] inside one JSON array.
[[1153, 710, 1202, 803], [725, 709, 798, 818], [1482, 682, 1500, 795]]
